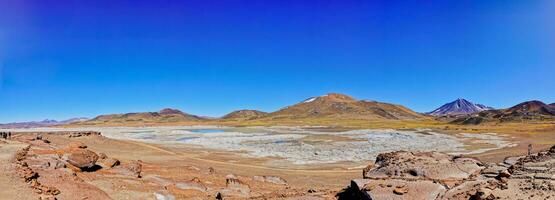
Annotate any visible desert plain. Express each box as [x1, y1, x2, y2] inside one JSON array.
[[1, 120, 554, 199]]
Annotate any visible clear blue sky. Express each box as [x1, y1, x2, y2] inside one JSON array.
[[0, 0, 554, 123]]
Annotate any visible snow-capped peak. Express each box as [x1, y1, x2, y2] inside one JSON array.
[[428, 98, 493, 116]]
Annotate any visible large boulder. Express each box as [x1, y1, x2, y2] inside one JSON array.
[[364, 151, 483, 181], [350, 179, 446, 200], [62, 148, 99, 170]]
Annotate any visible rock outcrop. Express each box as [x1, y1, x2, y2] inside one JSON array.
[[97, 157, 120, 169], [219, 174, 251, 198], [175, 177, 208, 192], [364, 151, 483, 181], [61, 148, 99, 170], [253, 175, 288, 185], [13, 145, 61, 199], [126, 160, 143, 178], [342, 146, 555, 200]]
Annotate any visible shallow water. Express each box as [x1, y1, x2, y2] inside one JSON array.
[[188, 129, 226, 134]]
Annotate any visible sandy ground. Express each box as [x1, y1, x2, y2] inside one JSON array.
[[4, 127, 515, 167], [0, 140, 39, 200], [0, 133, 345, 199], [66, 134, 358, 189], [0, 125, 553, 199]]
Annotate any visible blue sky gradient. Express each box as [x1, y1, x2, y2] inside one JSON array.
[[0, 0, 554, 122]]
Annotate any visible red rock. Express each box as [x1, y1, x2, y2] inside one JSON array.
[[62, 149, 99, 170], [393, 185, 408, 195], [127, 161, 142, 178], [98, 158, 120, 169]]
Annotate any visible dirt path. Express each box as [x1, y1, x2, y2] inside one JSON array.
[[0, 140, 38, 200]]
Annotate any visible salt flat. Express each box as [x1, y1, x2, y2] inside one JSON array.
[[2, 126, 515, 166]]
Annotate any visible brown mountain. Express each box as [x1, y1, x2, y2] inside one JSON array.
[[451, 100, 555, 125], [76, 108, 204, 125], [222, 110, 268, 120], [263, 93, 424, 120], [507, 101, 555, 116]]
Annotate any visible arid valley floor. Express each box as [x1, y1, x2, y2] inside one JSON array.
[[1, 93, 554, 200], [1, 121, 554, 200]]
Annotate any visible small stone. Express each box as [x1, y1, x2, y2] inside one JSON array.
[[497, 170, 511, 178], [471, 188, 494, 200], [98, 153, 108, 159], [127, 161, 142, 178], [98, 158, 120, 169], [393, 185, 408, 195], [52, 160, 66, 169], [225, 174, 237, 179], [67, 141, 87, 149]]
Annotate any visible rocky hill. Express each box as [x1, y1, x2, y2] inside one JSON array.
[[507, 100, 555, 116], [221, 110, 268, 120], [451, 100, 555, 125], [263, 93, 424, 120], [428, 98, 492, 116], [74, 108, 204, 125]]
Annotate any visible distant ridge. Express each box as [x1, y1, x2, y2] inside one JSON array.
[[158, 108, 187, 115], [507, 101, 555, 116], [63, 93, 425, 126], [451, 100, 555, 125], [76, 108, 204, 125], [263, 93, 424, 120], [0, 117, 89, 128], [222, 110, 268, 120], [428, 98, 492, 116], [55, 94, 554, 127]]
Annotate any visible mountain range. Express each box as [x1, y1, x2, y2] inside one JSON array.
[[5, 93, 554, 127], [427, 98, 493, 116], [77, 108, 203, 125], [0, 118, 88, 128], [72, 93, 425, 126], [451, 100, 555, 125]]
